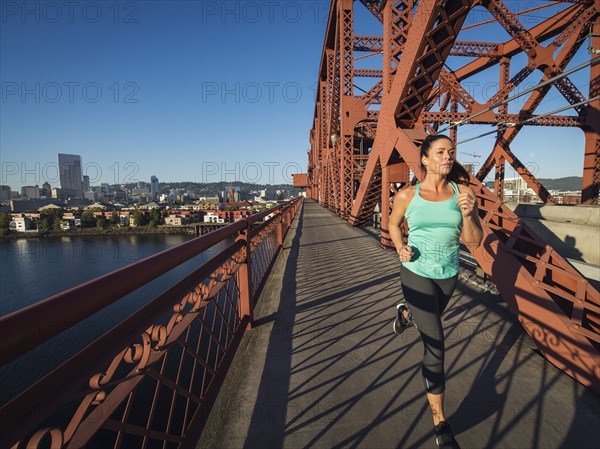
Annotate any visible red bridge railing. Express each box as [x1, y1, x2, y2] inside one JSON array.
[[0, 197, 303, 449]]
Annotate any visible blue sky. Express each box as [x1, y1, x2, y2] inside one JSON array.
[[1, 1, 592, 190]]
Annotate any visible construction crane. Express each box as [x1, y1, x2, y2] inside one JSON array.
[[460, 152, 481, 175], [460, 151, 481, 161]]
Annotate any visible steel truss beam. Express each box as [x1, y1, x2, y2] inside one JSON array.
[[307, 0, 600, 394]]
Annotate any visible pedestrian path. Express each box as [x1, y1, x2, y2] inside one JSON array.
[[197, 199, 599, 449]]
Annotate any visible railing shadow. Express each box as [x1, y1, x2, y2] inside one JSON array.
[[241, 201, 305, 448]]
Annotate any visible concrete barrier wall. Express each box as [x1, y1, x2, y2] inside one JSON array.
[[505, 203, 600, 266], [506, 203, 600, 226]]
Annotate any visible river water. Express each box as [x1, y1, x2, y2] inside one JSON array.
[[0, 234, 232, 404]]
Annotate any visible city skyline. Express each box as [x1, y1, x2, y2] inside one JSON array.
[[1, 148, 302, 205], [0, 173, 300, 196], [2, 172, 583, 200], [0, 149, 302, 196]]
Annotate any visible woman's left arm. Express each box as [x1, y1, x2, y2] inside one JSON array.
[[457, 185, 483, 251]]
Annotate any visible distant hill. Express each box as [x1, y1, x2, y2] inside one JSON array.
[[536, 177, 582, 191], [485, 176, 582, 192], [158, 181, 294, 191]]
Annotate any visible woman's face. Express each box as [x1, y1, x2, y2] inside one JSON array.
[[422, 138, 455, 176]]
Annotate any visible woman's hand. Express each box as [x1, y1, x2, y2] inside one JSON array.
[[457, 191, 476, 217], [458, 185, 484, 250], [397, 245, 414, 262]]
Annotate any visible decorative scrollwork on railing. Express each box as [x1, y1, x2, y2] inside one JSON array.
[[4, 198, 303, 449], [250, 216, 279, 250], [25, 427, 64, 449]]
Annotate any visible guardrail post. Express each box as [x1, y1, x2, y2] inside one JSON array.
[[284, 208, 290, 235], [276, 210, 284, 247], [236, 226, 253, 330]]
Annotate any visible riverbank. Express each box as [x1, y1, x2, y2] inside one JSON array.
[[0, 226, 193, 240]]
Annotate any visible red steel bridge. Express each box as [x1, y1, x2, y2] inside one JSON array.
[[1, 1, 599, 448], [301, 0, 599, 400]]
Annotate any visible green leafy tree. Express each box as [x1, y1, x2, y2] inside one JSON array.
[[132, 209, 147, 227], [0, 213, 11, 229], [148, 208, 163, 228], [81, 210, 96, 228], [39, 217, 50, 230], [97, 216, 107, 229], [150, 208, 162, 223], [110, 211, 119, 226], [48, 209, 62, 227]]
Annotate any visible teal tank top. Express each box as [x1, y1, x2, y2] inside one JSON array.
[[402, 181, 463, 279]]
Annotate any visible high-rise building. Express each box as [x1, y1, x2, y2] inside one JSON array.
[[58, 153, 83, 198], [226, 186, 237, 203], [504, 177, 529, 191], [150, 175, 159, 201], [21, 185, 40, 199], [41, 182, 52, 197], [82, 175, 90, 192], [84, 190, 99, 202], [0, 185, 11, 202]]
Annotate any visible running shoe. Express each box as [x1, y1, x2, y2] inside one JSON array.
[[434, 421, 460, 449], [392, 301, 414, 335]]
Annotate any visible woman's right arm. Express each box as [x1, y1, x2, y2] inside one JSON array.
[[389, 188, 414, 262]]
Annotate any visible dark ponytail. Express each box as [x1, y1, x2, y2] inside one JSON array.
[[420, 134, 471, 185]]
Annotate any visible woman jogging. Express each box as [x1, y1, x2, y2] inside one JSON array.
[[388, 134, 483, 449]]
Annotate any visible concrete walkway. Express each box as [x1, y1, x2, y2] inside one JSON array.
[[197, 200, 600, 449]]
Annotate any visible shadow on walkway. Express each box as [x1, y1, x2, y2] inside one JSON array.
[[198, 200, 600, 449]]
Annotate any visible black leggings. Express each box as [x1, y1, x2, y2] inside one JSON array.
[[400, 265, 457, 395]]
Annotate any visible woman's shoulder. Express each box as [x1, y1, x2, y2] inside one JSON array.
[[455, 182, 475, 195], [393, 185, 417, 206]]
